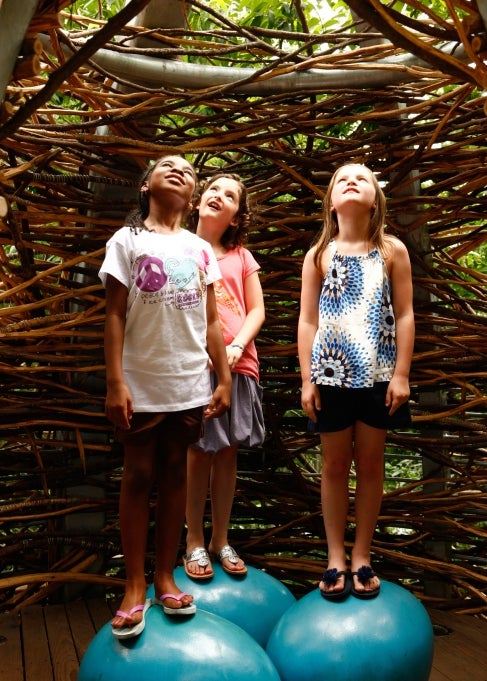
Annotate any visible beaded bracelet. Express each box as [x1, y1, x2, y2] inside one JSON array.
[[230, 342, 245, 352]]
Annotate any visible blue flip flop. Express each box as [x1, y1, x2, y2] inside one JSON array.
[[319, 568, 351, 601], [351, 565, 380, 599]]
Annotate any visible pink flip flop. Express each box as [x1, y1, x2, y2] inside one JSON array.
[[112, 598, 151, 639], [154, 592, 196, 616]]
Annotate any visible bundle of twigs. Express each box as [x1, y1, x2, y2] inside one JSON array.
[[0, 1, 485, 614]]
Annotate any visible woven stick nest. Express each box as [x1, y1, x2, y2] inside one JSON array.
[[0, 1, 485, 614]]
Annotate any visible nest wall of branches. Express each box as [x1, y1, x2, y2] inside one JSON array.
[[0, 0, 486, 614]]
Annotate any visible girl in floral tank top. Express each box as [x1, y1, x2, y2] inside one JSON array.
[[298, 164, 414, 601], [311, 240, 397, 388]]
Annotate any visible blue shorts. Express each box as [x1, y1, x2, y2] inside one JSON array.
[[308, 382, 411, 433]]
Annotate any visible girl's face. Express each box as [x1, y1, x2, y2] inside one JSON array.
[[145, 156, 196, 203], [330, 164, 377, 214], [198, 176, 241, 232]]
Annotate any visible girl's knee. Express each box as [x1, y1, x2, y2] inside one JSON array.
[[355, 459, 383, 479], [123, 465, 153, 493], [323, 458, 351, 480], [158, 449, 187, 487]]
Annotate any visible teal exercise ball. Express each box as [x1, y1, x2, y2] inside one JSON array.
[[78, 605, 281, 681], [147, 564, 296, 647], [266, 580, 434, 681]]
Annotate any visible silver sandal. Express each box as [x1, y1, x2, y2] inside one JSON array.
[[213, 545, 247, 575], [183, 547, 214, 580]]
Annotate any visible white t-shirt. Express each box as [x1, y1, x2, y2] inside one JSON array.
[[99, 226, 221, 412]]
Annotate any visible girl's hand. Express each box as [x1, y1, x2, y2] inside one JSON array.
[[386, 375, 410, 415], [226, 343, 243, 370], [105, 382, 133, 429], [204, 383, 231, 419], [301, 380, 321, 423]]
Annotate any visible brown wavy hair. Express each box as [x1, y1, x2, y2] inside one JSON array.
[[188, 172, 252, 249]]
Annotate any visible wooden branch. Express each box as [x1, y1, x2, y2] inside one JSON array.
[[0, 0, 153, 139], [345, 0, 484, 86], [0, 0, 485, 613]]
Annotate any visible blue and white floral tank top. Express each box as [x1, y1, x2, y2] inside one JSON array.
[[310, 241, 396, 388]]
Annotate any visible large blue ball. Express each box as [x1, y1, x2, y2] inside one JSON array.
[[78, 604, 281, 681], [147, 564, 296, 647], [266, 580, 434, 681]]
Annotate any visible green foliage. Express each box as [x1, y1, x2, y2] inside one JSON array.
[[449, 240, 487, 302], [64, 0, 125, 26], [187, 0, 346, 57], [460, 242, 487, 277], [384, 454, 422, 491]]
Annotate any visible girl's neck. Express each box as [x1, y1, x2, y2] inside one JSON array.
[[334, 216, 373, 254], [211, 240, 229, 257], [144, 207, 185, 234], [196, 223, 227, 256]]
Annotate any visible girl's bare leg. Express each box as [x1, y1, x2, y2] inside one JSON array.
[[319, 428, 353, 594], [112, 441, 154, 628], [154, 438, 193, 608], [185, 446, 213, 577], [351, 421, 386, 594], [208, 444, 245, 572]]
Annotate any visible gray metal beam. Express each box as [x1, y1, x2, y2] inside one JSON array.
[[128, 0, 186, 45], [0, 0, 39, 104], [39, 33, 468, 94], [476, 0, 487, 31]]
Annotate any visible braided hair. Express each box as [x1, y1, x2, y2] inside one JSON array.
[[125, 155, 196, 234]]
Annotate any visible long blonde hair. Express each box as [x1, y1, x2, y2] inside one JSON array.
[[313, 164, 388, 269]]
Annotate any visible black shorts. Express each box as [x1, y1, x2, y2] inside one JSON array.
[[309, 382, 411, 433], [115, 407, 204, 447]]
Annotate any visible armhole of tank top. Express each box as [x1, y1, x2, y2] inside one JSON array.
[[321, 241, 336, 279], [381, 248, 393, 278]]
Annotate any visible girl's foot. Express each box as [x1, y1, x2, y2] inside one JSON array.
[[351, 564, 380, 599], [154, 592, 196, 616], [183, 547, 214, 579], [111, 588, 148, 631], [154, 575, 195, 612], [319, 567, 350, 600], [209, 544, 247, 575]]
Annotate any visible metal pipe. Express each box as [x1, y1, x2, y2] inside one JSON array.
[[39, 32, 467, 94]]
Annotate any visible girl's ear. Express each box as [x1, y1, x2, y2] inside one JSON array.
[[229, 215, 239, 227]]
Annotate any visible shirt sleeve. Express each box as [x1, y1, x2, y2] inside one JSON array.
[[98, 228, 131, 288], [240, 246, 260, 278], [202, 240, 222, 286]]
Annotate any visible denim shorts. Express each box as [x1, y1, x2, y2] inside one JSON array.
[[309, 382, 411, 433]]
